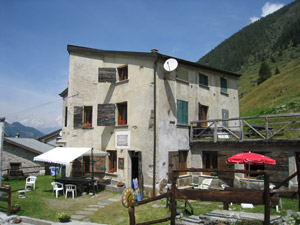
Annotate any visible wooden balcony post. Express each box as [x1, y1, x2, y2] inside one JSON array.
[[264, 173, 270, 225]]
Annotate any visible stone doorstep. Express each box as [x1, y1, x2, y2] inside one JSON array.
[[76, 211, 95, 215], [71, 215, 86, 220]]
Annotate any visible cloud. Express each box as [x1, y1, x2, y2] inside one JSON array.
[[249, 2, 285, 23], [261, 2, 284, 17], [250, 16, 260, 23]]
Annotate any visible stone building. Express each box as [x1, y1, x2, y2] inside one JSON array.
[[59, 45, 240, 194], [3, 137, 53, 177]]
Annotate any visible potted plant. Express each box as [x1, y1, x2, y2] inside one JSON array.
[[117, 182, 124, 187], [56, 212, 71, 223], [11, 204, 21, 213]]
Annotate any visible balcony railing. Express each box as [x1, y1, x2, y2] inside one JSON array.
[[190, 113, 300, 143]]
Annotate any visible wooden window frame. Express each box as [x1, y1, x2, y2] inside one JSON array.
[[83, 156, 90, 173], [118, 66, 128, 81], [117, 102, 127, 126], [199, 104, 209, 127], [108, 151, 117, 173], [84, 106, 93, 127], [202, 151, 218, 175]]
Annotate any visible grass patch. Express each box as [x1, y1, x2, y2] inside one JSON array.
[[1, 176, 299, 224]]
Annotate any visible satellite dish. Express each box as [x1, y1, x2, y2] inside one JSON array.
[[163, 58, 178, 72]]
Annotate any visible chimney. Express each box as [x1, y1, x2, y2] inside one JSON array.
[[151, 49, 159, 53], [15, 133, 20, 138]]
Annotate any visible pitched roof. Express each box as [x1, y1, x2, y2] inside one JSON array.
[[4, 137, 53, 155], [67, 45, 241, 78]]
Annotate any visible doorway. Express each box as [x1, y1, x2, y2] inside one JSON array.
[[130, 151, 142, 191]]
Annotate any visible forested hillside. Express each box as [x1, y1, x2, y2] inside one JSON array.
[[198, 0, 300, 116]]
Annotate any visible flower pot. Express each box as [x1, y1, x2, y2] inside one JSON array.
[[59, 217, 70, 223], [11, 205, 21, 213], [117, 183, 124, 187]]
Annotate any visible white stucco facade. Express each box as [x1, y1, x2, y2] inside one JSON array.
[[60, 45, 240, 194]]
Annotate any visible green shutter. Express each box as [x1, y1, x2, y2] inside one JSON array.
[[177, 100, 188, 125], [98, 68, 117, 83], [199, 73, 208, 86], [177, 68, 188, 82], [74, 106, 83, 128], [97, 104, 116, 126], [220, 77, 227, 93]]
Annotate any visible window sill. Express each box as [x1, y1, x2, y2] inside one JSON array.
[[105, 172, 118, 176], [116, 79, 129, 84], [115, 125, 129, 129], [176, 124, 190, 128], [221, 91, 229, 96], [176, 78, 189, 85], [199, 84, 209, 90], [82, 127, 94, 130]]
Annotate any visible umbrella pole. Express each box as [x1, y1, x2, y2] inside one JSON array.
[[91, 148, 95, 195]]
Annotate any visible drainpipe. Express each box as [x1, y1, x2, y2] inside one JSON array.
[[0, 117, 5, 185], [152, 49, 159, 197]]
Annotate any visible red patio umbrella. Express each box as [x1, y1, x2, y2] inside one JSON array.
[[226, 152, 276, 165]]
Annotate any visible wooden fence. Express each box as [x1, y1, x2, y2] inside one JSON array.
[[0, 186, 11, 215], [129, 168, 299, 225], [190, 112, 300, 142]]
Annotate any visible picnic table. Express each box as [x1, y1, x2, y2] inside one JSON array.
[[55, 177, 95, 193]]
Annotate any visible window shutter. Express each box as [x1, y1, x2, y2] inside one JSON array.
[[199, 73, 208, 86], [222, 109, 229, 128], [94, 155, 106, 173], [97, 104, 116, 126], [74, 106, 83, 128], [177, 100, 188, 125], [98, 68, 117, 83], [168, 151, 179, 182], [220, 77, 227, 93]]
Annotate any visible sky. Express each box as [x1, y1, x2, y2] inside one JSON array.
[[0, 0, 294, 133]]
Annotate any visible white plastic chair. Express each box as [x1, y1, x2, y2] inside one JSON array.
[[65, 184, 77, 199], [194, 178, 213, 190], [25, 176, 37, 190], [51, 182, 64, 198]]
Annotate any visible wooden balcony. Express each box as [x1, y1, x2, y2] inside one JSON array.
[[190, 113, 300, 143]]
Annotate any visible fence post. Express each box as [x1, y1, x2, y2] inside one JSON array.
[[128, 206, 135, 225], [170, 171, 177, 225], [7, 186, 11, 216], [264, 173, 270, 225]]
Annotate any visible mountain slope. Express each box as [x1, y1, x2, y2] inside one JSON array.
[[197, 0, 300, 115], [4, 121, 44, 138]]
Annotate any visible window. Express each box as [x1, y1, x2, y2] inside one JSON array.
[[84, 106, 93, 127], [177, 100, 188, 125], [64, 107, 68, 127], [222, 109, 229, 128], [177, 68, 189, 82], [179, 151, 188, 176], [118, 66, 128, 81], [199, 73, 208, 87], [108, 151, 117, 173], [10, 163, 21, 171], [245, 164, 264, 179], [220, 77, 228, 94], [203, 151, 218, 176], [198, 104, 209, 127], [83, 156, 90, 173], [117, 102, 127, 125]]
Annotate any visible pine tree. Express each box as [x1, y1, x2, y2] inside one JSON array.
[[275, 66, 280, 75], [257, 61, 272, 85]]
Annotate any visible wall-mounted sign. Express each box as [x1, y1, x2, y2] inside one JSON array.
[[118, 158, 124, 170], [115, 131, 130, 149]]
